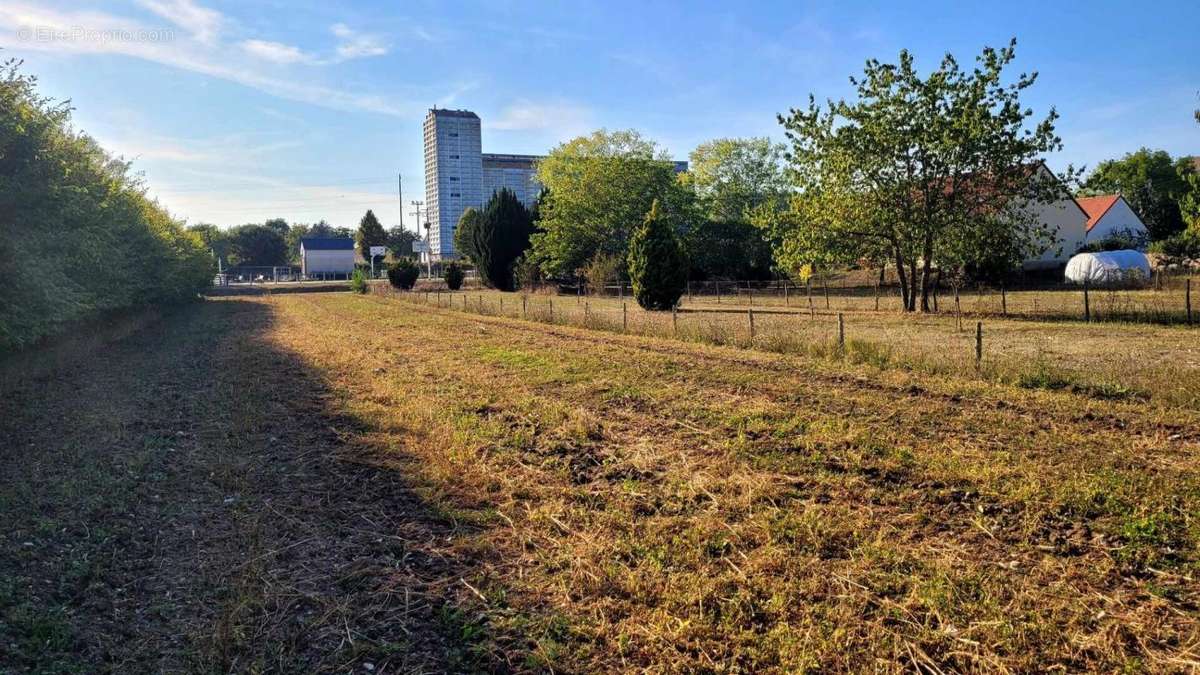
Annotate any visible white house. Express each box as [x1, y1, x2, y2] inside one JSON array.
[[1018, 163, 1090, 270], [1076, 194, 1148, 244], [299, 237, 356, 278]]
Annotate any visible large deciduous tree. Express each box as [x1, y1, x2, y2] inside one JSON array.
[[770, 39, 1073, 312], [628, 200, 688, 310], [472, 189, 535, 291], [1083, 149, 1190, 241], [386, 226, 417, 258], [529, 129, 693, 280], [229, 224, 288, 267], [682, 137, 787, 280], [355, 209, 387, 262]]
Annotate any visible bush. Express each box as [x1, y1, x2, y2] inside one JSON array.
[[513, 254, 542, 291], [443, 262, 464, 290], [627, 200, 687, 310], [350, 268, 369, 294], [386, 259, 420, 290], [1148, 228, 1200, 264], [0, 59, 212, 354]]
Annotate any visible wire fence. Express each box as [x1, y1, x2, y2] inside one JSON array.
[[367, 280, 1200, 410]]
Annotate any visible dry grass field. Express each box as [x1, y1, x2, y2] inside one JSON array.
[[388, 283, 1200, 411], [2, 290, 1198, 672]]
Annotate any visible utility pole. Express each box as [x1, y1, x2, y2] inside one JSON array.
[[410, 200, 429, 277], [398, 173, 404, 232]]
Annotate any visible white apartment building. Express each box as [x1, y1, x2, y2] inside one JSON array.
[[422, 107, 688, 260]]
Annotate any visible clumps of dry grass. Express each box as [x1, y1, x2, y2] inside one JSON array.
[[267, 292, 1200, 672]]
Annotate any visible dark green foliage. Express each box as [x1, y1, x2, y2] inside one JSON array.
[[443, 262, 465, 290], [356, 209, 387, 262], [628, 200, 687, 310], [1148, 228, 1200, 263], [453, 208, 482, 262], [387, 258, 420, 290], [350, 268, 369, 294], [1084, 149, 1189, 241], [229, 224, 288, 266], [387, 226, 417, 257], [1076, 228, 1150, 254], [0, 59, 211, 353], [474, 189, 535, 291], [683, 219, 774, 281]]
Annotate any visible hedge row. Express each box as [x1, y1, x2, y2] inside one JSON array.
[[0, 60, 212, 354]]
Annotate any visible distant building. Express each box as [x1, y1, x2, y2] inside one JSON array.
[[299, 237, 355, 277], [422, 107, 688, 260], [1077, 194, 1148, 245]]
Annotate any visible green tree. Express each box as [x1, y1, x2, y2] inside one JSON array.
[[1083, 149, 1189, 241], [356, 209, 387, 262], [387, 258, 419, 290], [473, 189, 535, 291], [0, 58, 210, 352], [529, 129, 694, 279], [386, 226, 417, 257], [229, 224, 288, 267], [443, 261, 464, 290], [453, 207, 483, 262], [285, 223, 310, 263], [685, 138, 789, 222], [771, 39, 1072, 312], [263, 217, 289, 237], [187, 223, 231, 267], [681, 138, 786, 280], [628, 200, 687, 310]]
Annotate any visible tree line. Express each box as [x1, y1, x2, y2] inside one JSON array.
[[0, 59, 212, 353], [186, 213, 416, 270], [446, 39, 1199, 312]]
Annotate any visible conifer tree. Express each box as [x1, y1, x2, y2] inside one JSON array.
[[627, 200, 687, 310]]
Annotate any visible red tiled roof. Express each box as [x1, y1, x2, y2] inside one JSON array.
[[1075, 194, 1121, 232]]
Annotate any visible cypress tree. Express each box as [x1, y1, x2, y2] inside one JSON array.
[[356, 209, 387, 262], [627, 200, 687, 310], [476, 188, 534, 291]]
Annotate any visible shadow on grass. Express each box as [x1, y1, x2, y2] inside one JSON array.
[[0, 297, 510, 673]]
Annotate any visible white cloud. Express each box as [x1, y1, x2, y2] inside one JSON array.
[[240, 39, 313, 65], [330, 23, 388, 61], [486, 100, 593, 137], [0, 2, 448, 117], [136, 0, 222, 44]]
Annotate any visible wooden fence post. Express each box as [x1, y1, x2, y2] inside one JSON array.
[[784, 282, 790, 306], [748, 308, 755, 342], [1001, 284, 1007, 317], [716, 281, 721, 304], [584, 300, 590, 324], [837, 312, 845, 350], [687, 280, 692, 302], [1187, 278, 1193, 326], [954, 285, 962, 331], [748, 286, 753, 306], [523, 295, 527, 319], [549, 296, 554, 323], [672, 305, 678, 335], [1083, 279, 1091, 323], [823, 278, 831, 309], [874, 281, 880, 311], [975, 321, 983, 369], [623, 302, 628, 332]]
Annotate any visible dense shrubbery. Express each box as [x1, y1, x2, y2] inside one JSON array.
[[443, 262, 464, 290], [628, 200, 687, 310], [0, 60, 212, 354], [387, 259, 420, 290], [1149, 228, 1200, 264], [349, 268, 369, 294]]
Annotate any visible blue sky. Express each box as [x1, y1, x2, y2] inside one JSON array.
[[2, 0, 1197, 231]]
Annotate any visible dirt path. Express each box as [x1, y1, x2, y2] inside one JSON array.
[[0, 299, 465, 673]]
